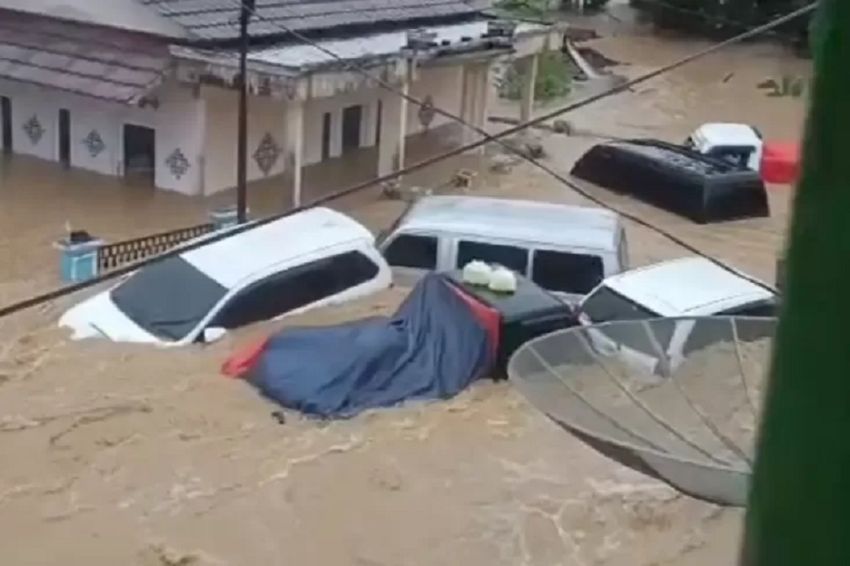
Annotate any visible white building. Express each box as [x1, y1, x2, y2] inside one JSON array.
[[0, 0, 562, 204]]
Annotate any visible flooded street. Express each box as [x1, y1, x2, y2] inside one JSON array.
[[0, 9, 810, 565]]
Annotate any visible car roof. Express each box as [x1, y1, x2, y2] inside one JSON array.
[[182, 207, 374, 289], [602, 257, 774, 316], [694, 123, 761, 146], [609, 139, 740, 176], [397, 196, 621, 252]]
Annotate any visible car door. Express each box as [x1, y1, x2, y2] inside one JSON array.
[[202, 250, 381, 336], [381, 232, 440, 287]]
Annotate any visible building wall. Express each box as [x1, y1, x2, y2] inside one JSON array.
[[202, 86, 288, 196], [0, 78, 206, 196], [0, 60, 469, 197], [407, 65, 465, 135]]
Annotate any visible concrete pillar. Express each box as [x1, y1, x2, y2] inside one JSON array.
[[377, 65, 410, 177], [282, 99, 305, 207], [520, 54, 539, 125], [460, 62, 492, 151]]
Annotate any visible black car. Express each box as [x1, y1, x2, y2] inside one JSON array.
[[571, 139, 770, 224]]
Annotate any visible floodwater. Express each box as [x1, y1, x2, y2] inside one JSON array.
[[0, 8, 810, 565]]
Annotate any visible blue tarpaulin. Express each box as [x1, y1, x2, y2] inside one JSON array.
[[247, 274, 493, 417]]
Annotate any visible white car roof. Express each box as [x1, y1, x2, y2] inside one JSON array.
[[603, 257, 774, 316], [694, 123, 761, 146], [182, 207, 374, 289], [398, 196, 621, 252]]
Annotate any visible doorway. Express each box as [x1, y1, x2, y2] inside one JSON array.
[[123, 124, 155, 181], [1, 96, 11, 153], [58, 108, 70, 167], [375, 100, 382, 148], [342, 105, 362, 153], [321, 112, 332, 161]]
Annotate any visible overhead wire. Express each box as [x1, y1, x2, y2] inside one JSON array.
[[0, 2, 815, 319], [218, 0, 815, 290]]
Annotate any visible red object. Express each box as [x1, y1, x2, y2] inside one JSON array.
[[447, 284, 502, 363], [761, 142, 801, 185], [222, 337, 269, 379]]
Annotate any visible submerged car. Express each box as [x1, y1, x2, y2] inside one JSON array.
[[379, 195, 629, 304], [571, 139, 770, 224], [59, 208, 392, 346], [577, 257, 777, 375]]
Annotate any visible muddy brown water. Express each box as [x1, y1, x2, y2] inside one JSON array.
[[0, 17, 809, 566]]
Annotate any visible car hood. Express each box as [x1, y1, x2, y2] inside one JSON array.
[[58, 292, 163, 345]]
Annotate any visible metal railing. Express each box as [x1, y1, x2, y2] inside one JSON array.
[[97, 222, 215, 272]]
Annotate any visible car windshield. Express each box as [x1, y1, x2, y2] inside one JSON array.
[[580, 285, 660, 323], [580, 286, 674, 359], [111, 256, 228, 341]]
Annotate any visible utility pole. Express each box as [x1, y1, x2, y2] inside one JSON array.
[[236, 0, 254, 224]]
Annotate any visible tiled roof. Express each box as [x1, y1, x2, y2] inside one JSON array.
[[139, 0, 492, 41], [0, 10, 169, 103]]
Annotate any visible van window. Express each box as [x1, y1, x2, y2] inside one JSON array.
[[532, 249, 604, 294], [457, 240, 528, 273], [210, 251, 379, 330], [384, 234, 437, 269]]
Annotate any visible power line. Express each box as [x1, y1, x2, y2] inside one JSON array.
[[0, 3, 813, 319], [225, 0, 814, 285]]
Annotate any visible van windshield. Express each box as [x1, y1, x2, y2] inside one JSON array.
[[111, 257, 227, 341]]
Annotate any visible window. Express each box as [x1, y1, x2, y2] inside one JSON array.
[[708, 146, 754, 169], [383, 234, 437, 269], [456, 241, 528, 274], [580, 286, 659, 324], [532, 249, 604, 294], [211, 251, 379, 330], [111, 257, 227, 341], [718, 302, 777, 318], [580, 285, 677, 356]]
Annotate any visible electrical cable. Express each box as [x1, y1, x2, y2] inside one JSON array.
[[0, 3, 814, 319], [219, 0, 815, 289]]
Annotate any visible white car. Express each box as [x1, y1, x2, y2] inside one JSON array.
[[59, 208, 392, 346], [577, 257, 777, 375], [684, 122, 764, 172]]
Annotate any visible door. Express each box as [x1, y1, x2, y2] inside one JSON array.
[[375, 100, 383, 147], [58, 108, 70, 167], [341, 105, 362, 152], [1, 96, 11, 153], [321, 112, 332, 161], [123, 124, 155, 180], [205, 250, 380, 334]]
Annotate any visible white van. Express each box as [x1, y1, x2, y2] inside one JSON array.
[[379, 196, 628, 303]]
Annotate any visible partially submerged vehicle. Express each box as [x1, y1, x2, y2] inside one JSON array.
[[380, 196, 628, 304], [571, 139, 770, 224], [684, 122, 764, 171], [577, 257, 777, 375], [59, 208, 391, 346], [443, 269, 578, 373], [223, 269, 577, 417]]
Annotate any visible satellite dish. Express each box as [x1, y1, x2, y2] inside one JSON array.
[[508, 316, 776, 507]]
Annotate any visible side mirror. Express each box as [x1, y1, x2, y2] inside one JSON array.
[[202, 327, 227, 344]]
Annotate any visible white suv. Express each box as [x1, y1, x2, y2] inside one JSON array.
[[60, 208, 392, 346], [577, 257, 777, 375]]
